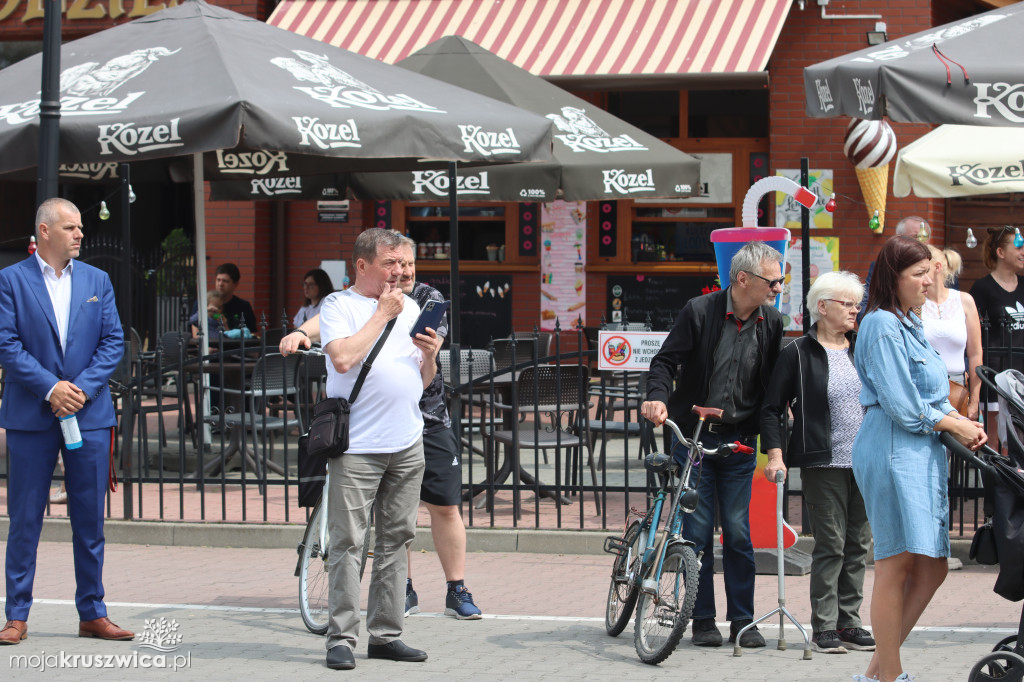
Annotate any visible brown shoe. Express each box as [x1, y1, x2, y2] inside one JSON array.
[[78, 617, 134, 641], [0, 620, 28, 645]]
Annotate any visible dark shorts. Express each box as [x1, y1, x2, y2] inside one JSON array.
[[420, 427, 462, 506]]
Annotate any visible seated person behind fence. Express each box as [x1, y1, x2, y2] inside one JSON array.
[[190, 290, 229, 341], [190, 262, 258, 335], [761, 271, 875, 655], [295, 268, 333, 328]]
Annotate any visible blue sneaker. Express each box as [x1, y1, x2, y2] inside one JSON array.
[[404, 581, 419, 617], [444, 584, 482, 620]]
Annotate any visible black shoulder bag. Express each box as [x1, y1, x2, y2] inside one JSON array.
[[297, 318, 396, 507]]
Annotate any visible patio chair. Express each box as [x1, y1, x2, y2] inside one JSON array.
[[479, 364, 599, 515], [138, 330, 195, 451]]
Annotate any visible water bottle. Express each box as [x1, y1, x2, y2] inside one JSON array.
[[59, 414, 83, 450]]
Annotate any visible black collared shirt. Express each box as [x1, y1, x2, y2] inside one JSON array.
[[705, 292, 764, 424]]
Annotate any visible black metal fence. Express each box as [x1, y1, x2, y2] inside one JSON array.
[[6, 312, 1015, 535]]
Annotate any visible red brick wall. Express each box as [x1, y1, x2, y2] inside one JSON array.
[[769, 1, 946, 284]]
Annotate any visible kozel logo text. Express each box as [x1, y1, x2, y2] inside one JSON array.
[[458, 125, 520, 156], [215, 150, 291, 176], [947, 160, 1024, 187], [558, 133, 646, 154], [0, 92, 145, 127], [295, 86, 443, 114], [60, 163, 119, 181], [853, 78, 875, 115], [411, 170, 490, 196], [294, 117, 360, 150], [815, 79, 834, 113], [250, 177, 303, 196], [602, 169, 655, 194], [97, 118, 182, 156], [974, 82, 1024, 123]]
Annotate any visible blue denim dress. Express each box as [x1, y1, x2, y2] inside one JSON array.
[[852, 309, 953, 560]]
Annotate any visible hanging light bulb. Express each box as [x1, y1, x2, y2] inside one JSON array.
[[825, 193, 836, 213], [917, 223, 928, 242], [128, 185, 136, 204], [966, 228, 978, 249], [28, 235, 36, 255], [868, 210, 881, 234], [98, 201, 110, 220], [1016, 227, 1023, 248]]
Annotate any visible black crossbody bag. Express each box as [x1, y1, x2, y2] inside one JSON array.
[[297, 319, 396, 507]]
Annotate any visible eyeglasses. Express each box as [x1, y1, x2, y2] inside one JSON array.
[[826, 299, 861, 311], [743, 271, 785, 288]]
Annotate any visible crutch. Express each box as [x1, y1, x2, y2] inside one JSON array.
[[733, 470, 812, 659]]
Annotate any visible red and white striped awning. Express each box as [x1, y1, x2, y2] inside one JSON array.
[[268, 0, 792, 77]]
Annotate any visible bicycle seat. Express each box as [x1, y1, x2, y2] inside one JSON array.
[[644, 451, 678, 475], [691, 405, 723, 421]]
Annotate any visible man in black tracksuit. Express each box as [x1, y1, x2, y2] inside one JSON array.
[[642, 241, 784, 649]]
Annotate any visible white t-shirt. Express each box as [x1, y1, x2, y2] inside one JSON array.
[[319, 289, 424, 454]]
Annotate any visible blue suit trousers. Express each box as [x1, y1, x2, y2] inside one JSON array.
[[5, 424, 110, 622]]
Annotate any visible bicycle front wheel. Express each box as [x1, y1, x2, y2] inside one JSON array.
[[605, 520, 642, 637], [633, 543, 699, 665], [299, 499, 330, 635]]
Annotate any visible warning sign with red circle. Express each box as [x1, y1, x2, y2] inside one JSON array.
[[597, 331, 669, 371]]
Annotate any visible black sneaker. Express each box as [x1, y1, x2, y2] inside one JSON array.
[[812, 629, 848, 653], [838, 626, 876, 651], [404, 581, 419, 617], [729, 620, 766, 648], [691, 618, 723, 647]]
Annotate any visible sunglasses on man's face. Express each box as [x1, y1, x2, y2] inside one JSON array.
[[744, 271, 784, 288]]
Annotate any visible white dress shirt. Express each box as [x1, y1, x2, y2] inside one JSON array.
[[36, 251, 74, 399]]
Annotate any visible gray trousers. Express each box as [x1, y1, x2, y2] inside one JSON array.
[[325, 438, 425, 652], [802, 466, 872, 634]]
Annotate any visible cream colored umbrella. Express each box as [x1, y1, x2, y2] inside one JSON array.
[[894, 124, 1024, 198]]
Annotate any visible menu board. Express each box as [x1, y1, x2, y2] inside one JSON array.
[[606, 274, 716, 331], [417, 273, 512, 350]]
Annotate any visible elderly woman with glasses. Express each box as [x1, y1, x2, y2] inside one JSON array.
[[293, 268, 334, 328], [761, 271, 875, 656], [853, 236, 987, 682]]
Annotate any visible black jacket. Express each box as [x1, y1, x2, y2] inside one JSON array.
[[760, 327, 857, 468], [647, 287, 784, 436]]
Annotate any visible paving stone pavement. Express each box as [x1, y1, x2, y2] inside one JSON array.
[[1, 541, 1020, 680]]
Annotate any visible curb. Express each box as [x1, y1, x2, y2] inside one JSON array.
[[0, 517, 980, 562]]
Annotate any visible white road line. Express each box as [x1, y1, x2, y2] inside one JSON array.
[[14, 599, 1018, 634]]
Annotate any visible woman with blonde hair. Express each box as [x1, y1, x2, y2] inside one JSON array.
[[922, 246, 983, 419]]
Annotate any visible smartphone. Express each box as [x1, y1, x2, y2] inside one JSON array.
[[410, 299, 450, 337]]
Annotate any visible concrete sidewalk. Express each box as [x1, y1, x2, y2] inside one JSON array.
[[2, 541, 1019, 680]]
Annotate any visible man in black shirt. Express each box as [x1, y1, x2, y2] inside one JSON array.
[[191, 263, 258, 334]]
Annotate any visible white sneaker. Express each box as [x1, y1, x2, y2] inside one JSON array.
[[894, 674, 915, 681], [852, 675, 879, 682]]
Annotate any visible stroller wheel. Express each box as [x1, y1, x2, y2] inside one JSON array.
[[994, 635, 1019, 653], [968, 651, 1024, 682]]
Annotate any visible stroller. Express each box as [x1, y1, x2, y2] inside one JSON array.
[[950, 366, 1024, 681]]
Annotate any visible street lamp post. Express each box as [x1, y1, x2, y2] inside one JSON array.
[[36, 0, 61, 206]]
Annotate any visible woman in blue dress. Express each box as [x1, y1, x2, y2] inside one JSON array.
[[853, 236, 987, 682]]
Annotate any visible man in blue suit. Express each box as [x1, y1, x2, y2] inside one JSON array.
[[0, 198, 131, 645]]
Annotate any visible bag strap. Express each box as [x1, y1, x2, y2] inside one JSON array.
[[348, 317, 397, 404]]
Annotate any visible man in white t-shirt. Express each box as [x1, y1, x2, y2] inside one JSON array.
[[319, 228, 441, 671]]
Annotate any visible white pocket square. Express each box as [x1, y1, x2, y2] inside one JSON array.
[[86, 296, 99, 302]]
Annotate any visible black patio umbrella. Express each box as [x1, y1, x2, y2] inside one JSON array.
[[804, 2, 1024, 126], [0, 0, 553, 340], [350, 36, 701, 202]]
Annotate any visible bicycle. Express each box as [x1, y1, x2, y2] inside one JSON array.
[[603, 406, 754, 665], [292, 346, 373, 635]]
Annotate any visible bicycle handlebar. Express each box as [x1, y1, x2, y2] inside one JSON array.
[[659, 417, 753, 457]]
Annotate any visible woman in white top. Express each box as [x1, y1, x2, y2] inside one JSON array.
[[921, 245, 983, 419], [293, 268, 334, 328]]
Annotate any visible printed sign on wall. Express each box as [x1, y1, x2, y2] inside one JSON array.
[[781, 236, 840, 332], [540, 201, 586, 330]]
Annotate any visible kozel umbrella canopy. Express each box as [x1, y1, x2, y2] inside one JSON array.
[[0, 0, 553, 341], [350, 36, 701, 202], [893, 124, 1024, 198], [0, 1, 553, 177], [804, 2, 1024, 126]]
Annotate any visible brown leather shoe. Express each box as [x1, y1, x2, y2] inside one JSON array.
[[78, 617, 134, 640], [0, 620, 28, 645]]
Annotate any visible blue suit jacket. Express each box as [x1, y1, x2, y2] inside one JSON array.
[[0, 255, 123, 431]]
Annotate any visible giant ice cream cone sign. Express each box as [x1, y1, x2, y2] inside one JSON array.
[[844, 118, 897, 233], [709, 176, 821, 309]]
